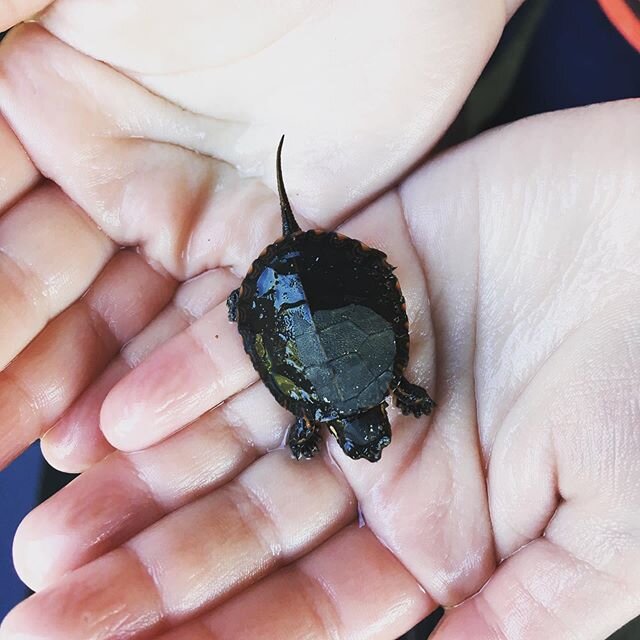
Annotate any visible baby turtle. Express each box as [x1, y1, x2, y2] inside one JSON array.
[[227, 138, 434, 462]]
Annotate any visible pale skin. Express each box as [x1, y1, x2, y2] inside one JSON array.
[[0, 2, 639, 639]]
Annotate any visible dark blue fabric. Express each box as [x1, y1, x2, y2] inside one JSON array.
[[0, 444, 41, 618], [492, 0, 640, 125]]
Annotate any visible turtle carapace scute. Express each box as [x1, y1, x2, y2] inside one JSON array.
[[227, 137, 434, 462]]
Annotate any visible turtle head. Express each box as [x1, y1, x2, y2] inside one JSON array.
[[328, 404, 391, 463]]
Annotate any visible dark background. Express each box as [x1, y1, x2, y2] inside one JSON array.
[[1, 0, 639, 638]]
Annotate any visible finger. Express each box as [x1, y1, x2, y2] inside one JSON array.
[[4, 450, 356, 639], [40, 361, 125, 470], [0, 24, 282, 280], [0, 251, 175, 468], [41, 268, 239, 472], [0, 183, 115, 369], [0, 0, 53, 30], [0, 114, 38, 213], [16, 383, 290, 590], [100, 297, 255, 450], [154, 525, 434, 640], [431, 536, 639, 640]]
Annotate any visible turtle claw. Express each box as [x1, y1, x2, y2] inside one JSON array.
[[287, 417, 322, 460], [394, 378, 435, 418], [226, 288, 240, 322], [290, 438, 321, 460]]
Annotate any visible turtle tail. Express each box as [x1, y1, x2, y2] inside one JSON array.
[[277, 135, 301, 236]]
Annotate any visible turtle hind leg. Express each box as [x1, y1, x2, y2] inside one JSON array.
[[226, 288, 240, 322], [287, 417, 322, 460], [394, 377, 435, 418]]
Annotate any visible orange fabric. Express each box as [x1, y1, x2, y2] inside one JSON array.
[[597, 0, 640, 52]]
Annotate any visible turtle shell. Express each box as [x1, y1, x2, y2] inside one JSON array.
[[236, 230, 409, 422]]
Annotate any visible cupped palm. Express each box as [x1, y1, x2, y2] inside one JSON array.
[[0, 3, 639, 639]]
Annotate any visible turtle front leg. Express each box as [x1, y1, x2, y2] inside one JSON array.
[[394, 377, 435, 417], [226, 288, 240, 322], [287, 417, 322, 460]]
